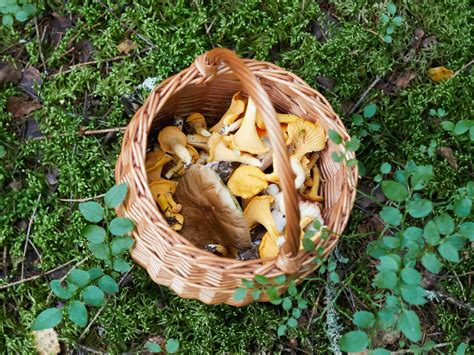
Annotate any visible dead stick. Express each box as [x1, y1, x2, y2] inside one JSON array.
[[452, 59, 474, 78], [348, 76, 381, 115], [433, 289, 474, 313], [59, 193, 105, 203], [21, 194, 41, 280], [33, 127, 126, 141], [0, 259, 75, 290], [34, 17, 47, 71]]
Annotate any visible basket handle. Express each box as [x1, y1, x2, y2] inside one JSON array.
[[195, 48, 301, 274]]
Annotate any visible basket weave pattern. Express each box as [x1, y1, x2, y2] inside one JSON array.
[[115, 49, 357, 306]]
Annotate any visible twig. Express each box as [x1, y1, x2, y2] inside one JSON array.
[[306, 287, 324, 331], [392, 342, 450, 354], [76, 344, 103, 354], [452, 59, 474, 78], [34, 17, 47, 71], [348, 76, 381, 115], [2, 246, 8, 277], [46, 257, 89, 303], [79, 267, 133, 340], [0, 259, 75, 290], [433, 289, 474, 313], [33, 126, 126, 141], [59, 193, 105, 203], [21, 194, 41, 280]]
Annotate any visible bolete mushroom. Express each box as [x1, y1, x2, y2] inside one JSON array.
[[158, 126, 193, 166], [210, 92, 246, 133], [174, 165, 251, 249], [186, 113, 211, 137], [227, 165, 279, 199], [145, 150, 174, 182], [207, 132, 262, 167], [231, 97, 269, 155]]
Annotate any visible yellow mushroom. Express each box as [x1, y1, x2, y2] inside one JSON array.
[[210, 92, 246, 133], [158, 126, 192, 166], [207, 132, 262, 167], [227, 165, 279, 199], [243, 196, 281, 258], [187, 133, 209, 151], [149, 180, 184, 230], [303, 165, 324, 202], [255, 113, 301, 129], [231, 97, 269, 155], [145, 150, 174, 182], [186, 113, 211, 137]]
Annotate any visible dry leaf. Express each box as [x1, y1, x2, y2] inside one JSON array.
[[33, 329, 60, 355], [316, 75, 335, 90], [427, 66, 453, 82], [117, 39, 137, 54], [7, 96, 42, 118], [437, 147, 458, 170], [393, 70, 416, 90], [19, 66, 42, 98], [0, 62, 22, 84]]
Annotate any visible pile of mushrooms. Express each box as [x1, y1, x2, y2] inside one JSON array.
[[145, 92, 327, 260]]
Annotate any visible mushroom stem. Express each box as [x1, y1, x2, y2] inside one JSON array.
[[172, 144, 192, 165]]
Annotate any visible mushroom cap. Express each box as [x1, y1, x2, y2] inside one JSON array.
[[287, 119, 327, 160], [186, 112, 206, 125], [227, 165, 269, 199], [207, 132, 262, 167], [149, 179, 178, 200], [259, 231, 280, 258], [210, 91, 246, 133], [243, 195, 279, 239], [256, 113, 301, 129], [158, 126, 187, 153], [174, 164, 251, 249], [145, 150, 174, 182]]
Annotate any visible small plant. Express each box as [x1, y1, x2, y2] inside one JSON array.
[[352, 103, 381, 138], [379, 2, 403, 43], [32, 183, 135, 330], [145, 338, 180, 354], [440, 114, 474, 142], [0, 0, 36, 26]]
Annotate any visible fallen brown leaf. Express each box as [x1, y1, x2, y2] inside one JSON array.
[[393, 70, 416, 89], [0, 62, 22, 84], [421, 35, 438, 49], [6, 96, 42, 118], [411, 28, 425, 49], [316, 75, 336, 90], [427, 66, 453, 82], [117, 39, 137, 54], [49, 12, 73, 46], [19, 66, 42, 98], [32, 328, 60, 355], [437, 147, 458, 170]]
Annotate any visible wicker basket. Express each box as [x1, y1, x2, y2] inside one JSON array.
[[115, 48, 357, 306]]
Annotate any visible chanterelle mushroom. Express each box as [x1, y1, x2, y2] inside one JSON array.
[[255, 113, 300, 129], [208, 132, 262, 167], [303, 165, 323, 202], [158, 126, 193, 166], [186, 113, 211, 137], [231, 97, 269, 155], [210, 92, 246, 133], [145, 150, 174, 182], [227, 165, 277, 199], [174, 165, 251, 249], [149, 180, 183, 230], [187, 133, 209, 151]]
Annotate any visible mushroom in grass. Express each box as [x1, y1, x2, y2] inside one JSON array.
[[158, 126, 193, 166], [231, 97, 269, 155], [210, 92, 246, 133], [174, 165, 251, 249], [227, 165, 280, 199], [243, 195, 281, 258], [149, 180, 184, 230], [145, 150, 174, 182], [286, 119, 326, 188], [186, 113, 211, 137], [207, 132, 262, 167]]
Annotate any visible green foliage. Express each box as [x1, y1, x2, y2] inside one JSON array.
[[379, 2, 403, 43], [0, 0, 35, 27]]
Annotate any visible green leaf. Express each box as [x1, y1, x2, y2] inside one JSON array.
[[404, 227, 422, 241], [438, 241, 460, 263], [407, 199, 432, 218], [368, 122, 381, 131], [83, 285, 105, 307], [380, 206, 402, 226], [87, 267, 104, 280], [277, 324, 287, 337], [455, 342, 467, 355], [15, 10, 27, 21], [398, 309, 421, 342], [303, 237, 314, 251], [274, 275, 286, 284], [113, 257, 132, 272], [400, 268, 421, 285], [387, 3, 396, 15], [459, 222, 474, 241], [377, 255, 400, 271], [254, 275, 269, 285], [266, 285, 280, 301], [82, 225, 106, 244], [353, 311, 375, 328], [380, 162, 392, 174], [352, 113, 364, 125], [68, 269, 91, 287], [363, 103, 377, 118], [441, 120, 454, 131], [339, 330, 369, 352], [22, 3, 35, 15], [298, 299, 308, 309], [386, 25, 394, 34], [292, 308, 301, 319], [331, 151, 344, 162], [437, 108, 446, 117], [32, 308, 63, 330], [165, 339, 179, 353], [2, 14, 13, 26], [79, 201, 104, 223], [287, 317, 298, 328], [288, 282, 297, 296], [111, 236, 134, 256], [423, 220, 440, 245], [50, 280, 75, 300], [109, 217, 134, 236], [374, 270, 397, 289], [145, 341, 162, 352], [401, 285, 426, 305], [377, 310, 396, 328], [380, 14, 390, 24], [346, 137, 360, 151], [282, 298, 292, 311], [98, 275, 119, 294], [329, 271, 340, 283], [454, 120, 470, 135], [411, 165, 433, 190], [421, 252, 441, 274], [104, 183, 128, 208], [251, 289, 261, 300], [241, 279, 254, 288], [234, 287, 247, 301], [383, 34, 392, 43], [453, 197, 471, 217], [381, 181, 408, 202], [382, 236, 399, 249], [435, 213, 454, 235], [328, 129, 342, 144], [68, 300, 88, 327], [0, 145, 5, 158], [88, 242, 109, 260], [392, 16, 403, 26]]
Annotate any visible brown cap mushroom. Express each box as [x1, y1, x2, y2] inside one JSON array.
[[158, 126, 193, 166], [174, 165, 251, 249], [186, 113, 211, 137]]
